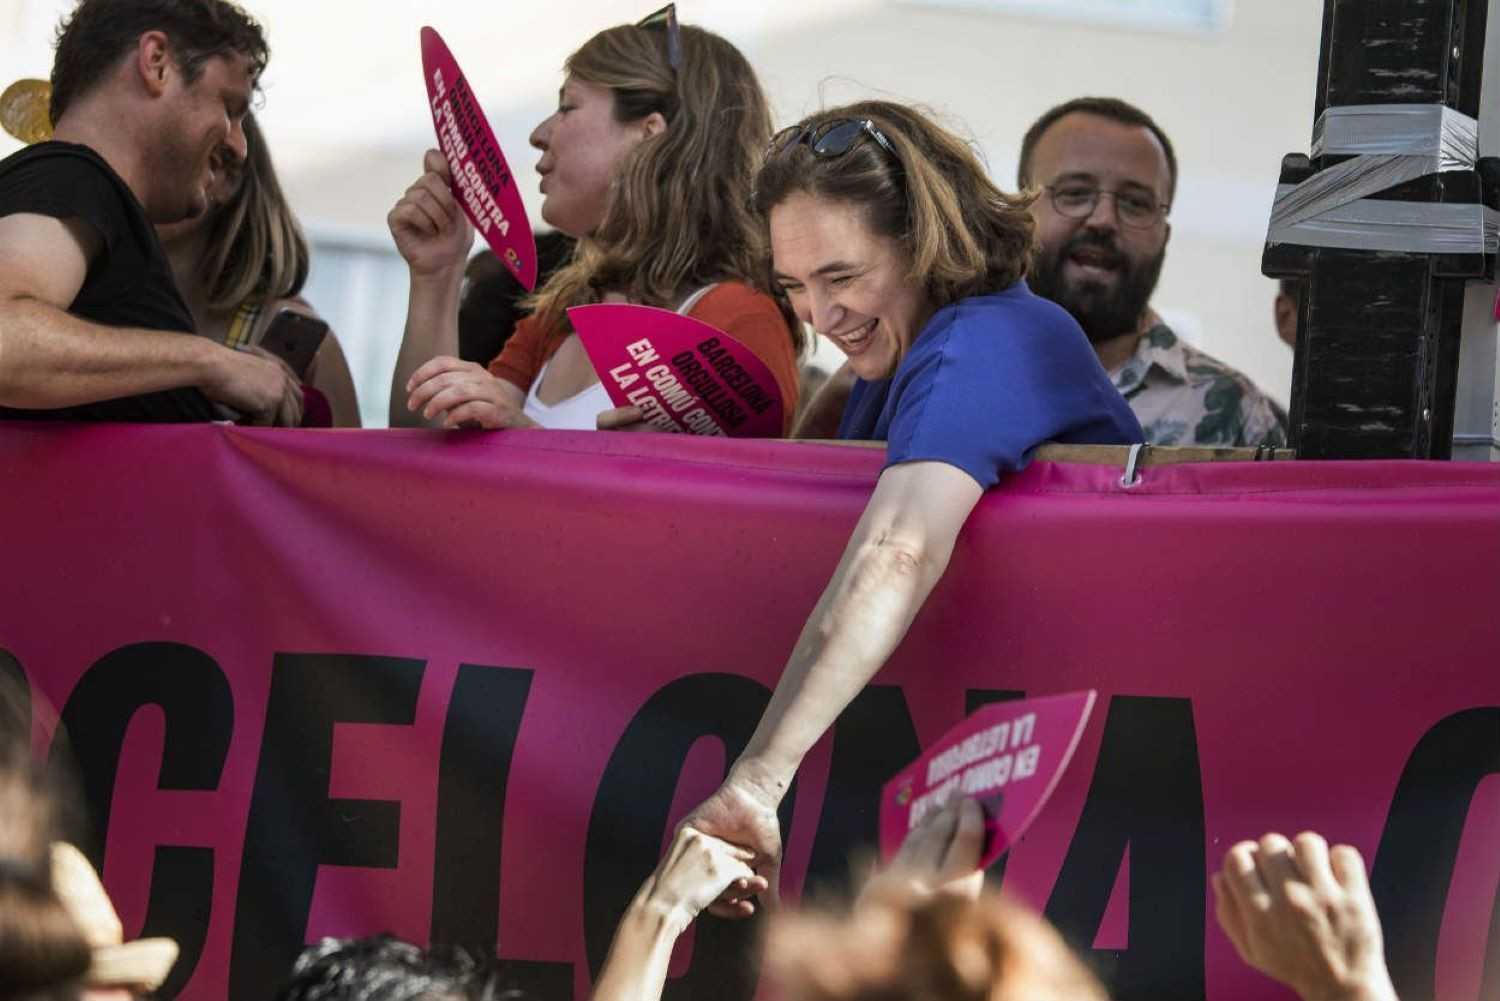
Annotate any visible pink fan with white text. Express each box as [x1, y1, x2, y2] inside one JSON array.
[[421, 27, 537, 290], [880, 691, 1096, 867]]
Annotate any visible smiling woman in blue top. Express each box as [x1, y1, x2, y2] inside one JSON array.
[[683, 101, 1142, 913]]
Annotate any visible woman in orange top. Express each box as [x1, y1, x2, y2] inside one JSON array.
[[387, 9, 803, 433]]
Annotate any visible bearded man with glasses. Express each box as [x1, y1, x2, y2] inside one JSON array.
[[1019, 97, 1286, 448]]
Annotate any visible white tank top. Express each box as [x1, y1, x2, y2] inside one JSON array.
[[521, 285, 718, 430]]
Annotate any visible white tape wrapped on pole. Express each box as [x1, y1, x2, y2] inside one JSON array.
[[1267, 103, 1492, 253], [1271, 184, 1500, 254], [1312, 104, 1476, 164]]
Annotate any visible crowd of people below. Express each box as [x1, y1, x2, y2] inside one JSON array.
[[0, 689, 1403, 1001]]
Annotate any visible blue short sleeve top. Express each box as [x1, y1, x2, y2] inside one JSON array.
[[837, 281, 1143, 488]]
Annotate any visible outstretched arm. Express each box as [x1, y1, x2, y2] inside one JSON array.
[[0, 213, 300, 423], [1214, 832, 1397, 1001], [590, 826, 766, 1001], [686, 460, 984, 910]]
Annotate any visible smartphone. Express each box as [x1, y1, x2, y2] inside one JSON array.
[[257, 308, 329, 380]]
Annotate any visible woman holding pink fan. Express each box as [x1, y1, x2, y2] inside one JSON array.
[[388, 6, 803, 433]]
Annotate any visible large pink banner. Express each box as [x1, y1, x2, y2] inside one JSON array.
[[0, 424, 1496, 1001]]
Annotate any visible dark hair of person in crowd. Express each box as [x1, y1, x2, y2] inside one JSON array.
[[753, 100, 1036, 314], [49, 0, 268, 124], [0, 676, 92, 1001], [272, 934, 524, 1001], [1016, 95, 1179, 203], [528, 22, 802, 350], [458, 232, 576, 366], [190, 113, 307, 313], [766, 885, 1107, 1001]]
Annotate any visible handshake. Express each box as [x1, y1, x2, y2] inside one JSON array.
[[591, 803, 1399, 1001]]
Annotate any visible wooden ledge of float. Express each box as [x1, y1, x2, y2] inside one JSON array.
[[1032, 443, 1296, 465], [792, 440, 1297, 465]]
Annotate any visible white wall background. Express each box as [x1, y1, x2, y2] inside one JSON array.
[[1, 0, 1320, 427]]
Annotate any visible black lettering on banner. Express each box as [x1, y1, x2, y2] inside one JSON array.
[[802, 685, 920, 903], [584, 674, 793, 1001], [0, 648, 30, 744], [50, 642, 234, 997], [1489, 882, 1500, 1001], [139, 847, 215, 999], [1370, 707, 1500, 1001], [228, 654, 423, 1001], [1043, 696, 1205, 1000], [966, 688, 1027, 888], [430, 664, 537, 958]]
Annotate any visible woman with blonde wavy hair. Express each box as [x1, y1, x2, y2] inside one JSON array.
[[155, 114, 361, 427], [683, 101, 1141, 905], [389, 7, 802, 432]]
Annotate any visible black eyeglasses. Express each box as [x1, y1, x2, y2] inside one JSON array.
[[765, 118, 900, 166], [1044, 183, 1168, 228], [636, 3, 682, 72]]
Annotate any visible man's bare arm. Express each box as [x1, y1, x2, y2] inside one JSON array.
[[0, 213, 299, 421]]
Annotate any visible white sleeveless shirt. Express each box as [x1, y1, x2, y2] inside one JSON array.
[[521, 286, 718, 430]]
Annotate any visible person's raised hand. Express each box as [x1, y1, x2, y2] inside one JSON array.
[[387, 149, 475, 278], [681, 772, 783, 919], [205, 344, 303, 426], [1213, 832, 1397, 1001], [405, 356, 534, 429], [634, 826, 767, 931], [876, 798, 986, 901]]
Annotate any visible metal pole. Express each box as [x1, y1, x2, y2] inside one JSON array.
[[1452, 4, 1500, 461], [1264, 0, 1494, 459]]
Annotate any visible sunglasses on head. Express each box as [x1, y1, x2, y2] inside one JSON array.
[[765, 118, 901, 166], [636, 3, 682, 72]]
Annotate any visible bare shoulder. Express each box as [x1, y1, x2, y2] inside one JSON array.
[[0, 213, 100, 305]]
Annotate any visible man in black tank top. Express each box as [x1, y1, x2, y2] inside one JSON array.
[[0, 0, 302, 425]]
